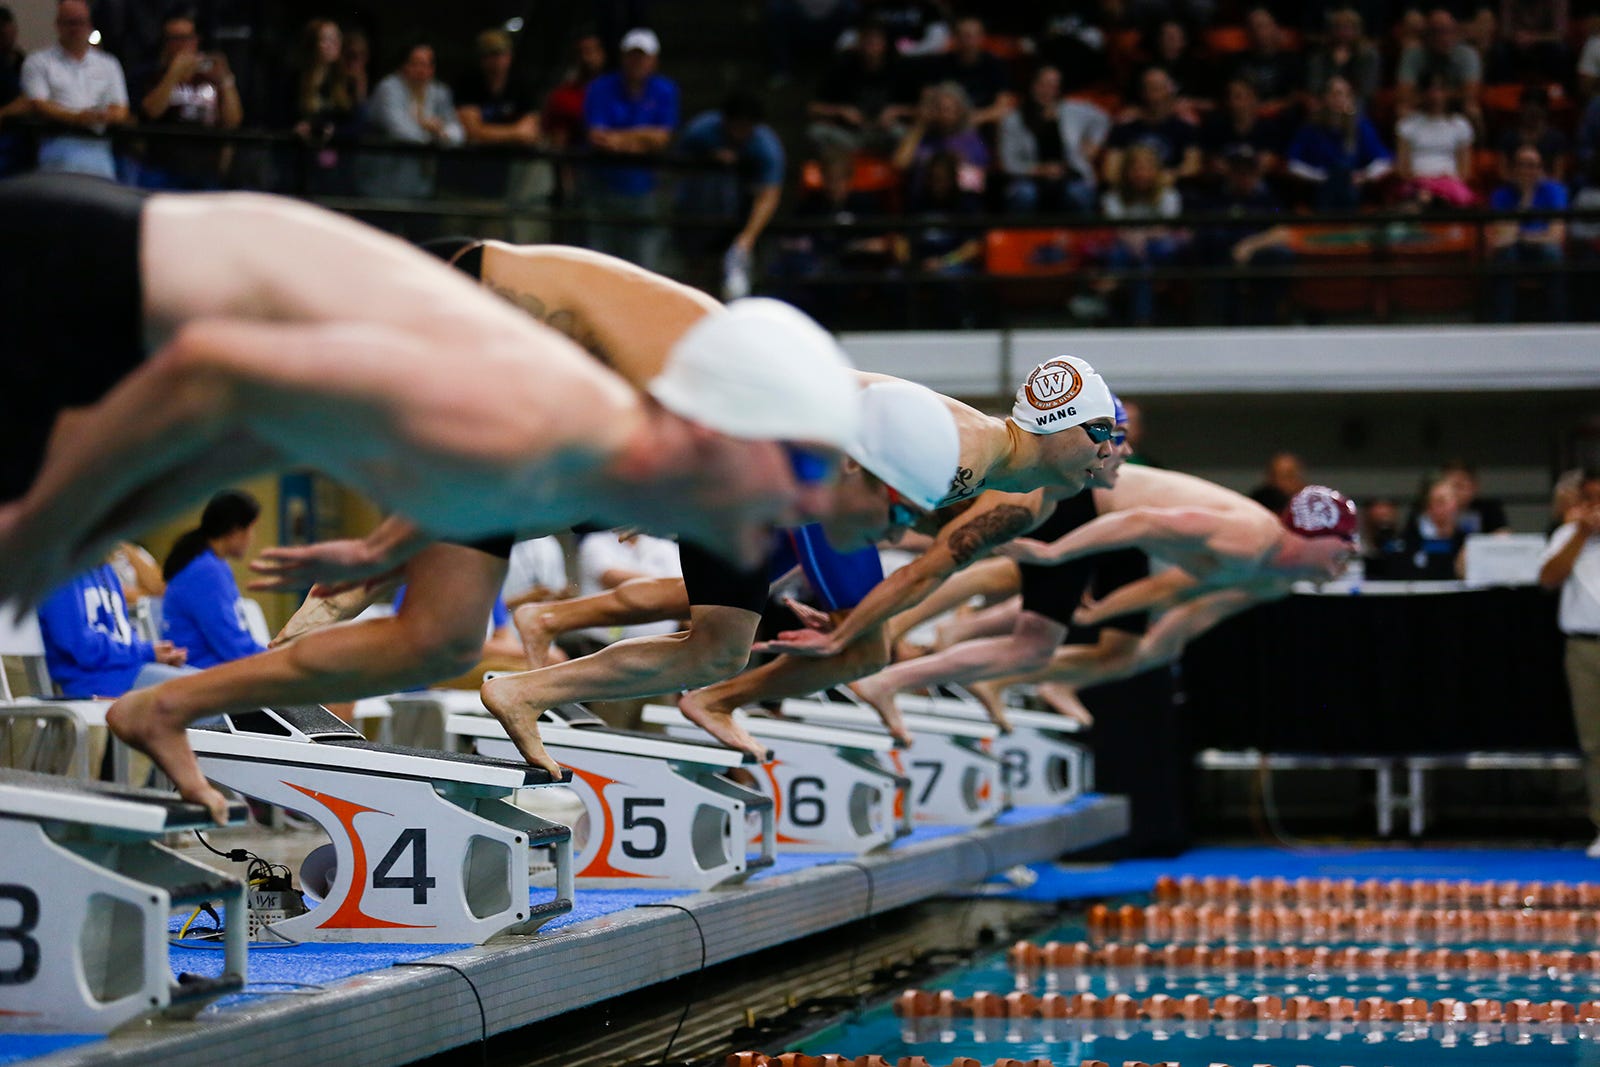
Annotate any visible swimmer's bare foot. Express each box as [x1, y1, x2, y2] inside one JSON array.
[[848, 676, 913, 747], [1037, 682, 1094, 727], [479, 676, 564, 778], [967, 680, 1014, 733], [512, 605, 558, 670], [106, 688, 233, 825], [677, 691, 768, 762]]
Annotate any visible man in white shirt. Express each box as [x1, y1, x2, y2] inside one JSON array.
[[574, 530, 683, 646], [502, 536, 570, 607], [21, 0, 129, 178], [1538, 469, 1600, 857]]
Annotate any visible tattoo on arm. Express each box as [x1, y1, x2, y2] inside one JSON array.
[[485, 282, 615, 366], [946, 504, 1034, 566]]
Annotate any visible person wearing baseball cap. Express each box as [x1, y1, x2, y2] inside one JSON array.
[[584, 27, 678, 269]]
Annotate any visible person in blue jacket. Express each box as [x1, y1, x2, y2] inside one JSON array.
[[1287, 75, 1392, 209], [161, 489, 267, 669], [38, 562, 187, 697]]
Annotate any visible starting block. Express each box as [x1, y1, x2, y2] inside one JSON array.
[[446, 705, 775, 890], [778, 698, 1007, 827], [642, 705, 911, 854], [897, 693, 1093, 806], [0, 769, 249, 1033], [189, 705, 573, 944]]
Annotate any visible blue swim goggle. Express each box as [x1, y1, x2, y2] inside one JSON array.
[[1082, 421, 1117, 445], [885, 487, 920, 529], [784, 445, 835, 486]]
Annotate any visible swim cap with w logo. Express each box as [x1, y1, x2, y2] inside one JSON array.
[[1011, 356, 1115, 435]]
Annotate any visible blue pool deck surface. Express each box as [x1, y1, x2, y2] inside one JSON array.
[[0, 805, 1074, 1065]]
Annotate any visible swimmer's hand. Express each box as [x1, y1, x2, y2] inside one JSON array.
[[1071, 593, 1105, 627], [784, 597, 835, 634], [753, 628, 841, 657], [250, 540, 397, 593], [995, 537, 1057, 565]]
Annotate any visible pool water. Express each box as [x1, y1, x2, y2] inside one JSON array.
[[799, 889, 1600, 1066]]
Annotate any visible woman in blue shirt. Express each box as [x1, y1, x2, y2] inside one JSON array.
[[161, 490, 267, 668]]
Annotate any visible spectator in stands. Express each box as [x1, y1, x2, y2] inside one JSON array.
[[998, 64, 1109, 214], [1579, 90, 1600, 171], [1396, 8, 1483, 128], [1537, 468, 1600, 857], [1193, 146, 1296, 324], [109, 542, 165, 605], [1579, 21, 1600, 100], [892, 81, 989, 198], [897, 148, 982, 265], [569, 530, 683, 656], [161, 490, 267, 670], [341, 28, 371, 112], [1395, 72, 1478, 208], [21, 0, 130, 179], [1359, 497, 1408, 578], [584, 27, 679, 271], [1404, 477, 1469, 578], [676, 92, 786, 299], [1250, 451, 1307, 513], [38, 561, 187, 699], [133, 12, 242, 190], [1488, 144, 1568, 322], [502, 535, 573, 664], [1305, 6, 1380, 107], [1098, 143, 1186, 326], [457, 29, 540, 149], [807, 19, 916, 155], [1200, 77, 1288, 179], [1497, 85, 1569, 183], [1286, 74, 1392, 208], [1498, 0, 1569, 82], [1441, 459, 1511, 532], [359, 42, 464, 200], [287, 19, 359, 147], [504, 536, 573, 610], [1143, 19, 1216, 110], [543, 32, 605, 149], [1103, 66, 1201, 186], [1231, 7, 1305, 115], [919, 14, 1016, 128], [1463, 7, 1514, 84]]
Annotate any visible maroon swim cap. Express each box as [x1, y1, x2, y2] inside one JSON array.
[[1283, 486, 1359, 542]]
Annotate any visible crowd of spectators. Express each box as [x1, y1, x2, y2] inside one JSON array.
[[9, 2, 1600, 318]]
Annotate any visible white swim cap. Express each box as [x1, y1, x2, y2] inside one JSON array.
[[1011, 356, 1115, 435], [848, 381, 960, 511], [650, 298, 861, 451]]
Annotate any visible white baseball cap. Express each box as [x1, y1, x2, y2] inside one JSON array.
[[848, 381, 960, 511], [1011, 356, 1115, 435], [652, 298, 861, 452], [620, 27, 660, 55]]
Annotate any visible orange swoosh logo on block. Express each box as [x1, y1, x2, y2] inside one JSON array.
[[284, 781, 431, 930]]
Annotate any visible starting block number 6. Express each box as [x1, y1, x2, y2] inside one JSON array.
[[0, 884, 41, 985]]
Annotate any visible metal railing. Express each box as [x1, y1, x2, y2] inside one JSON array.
[[8, 118, 1600, 330]]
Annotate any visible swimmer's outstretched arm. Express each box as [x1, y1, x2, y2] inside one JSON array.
[[1000, 507, 1227, 567], [250, 517, 430, 596], [2, 317, 622, 607], [884, 556, 1020, 648], [758, 490, 1043, 657], [1072, 566, 1200, 626]]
